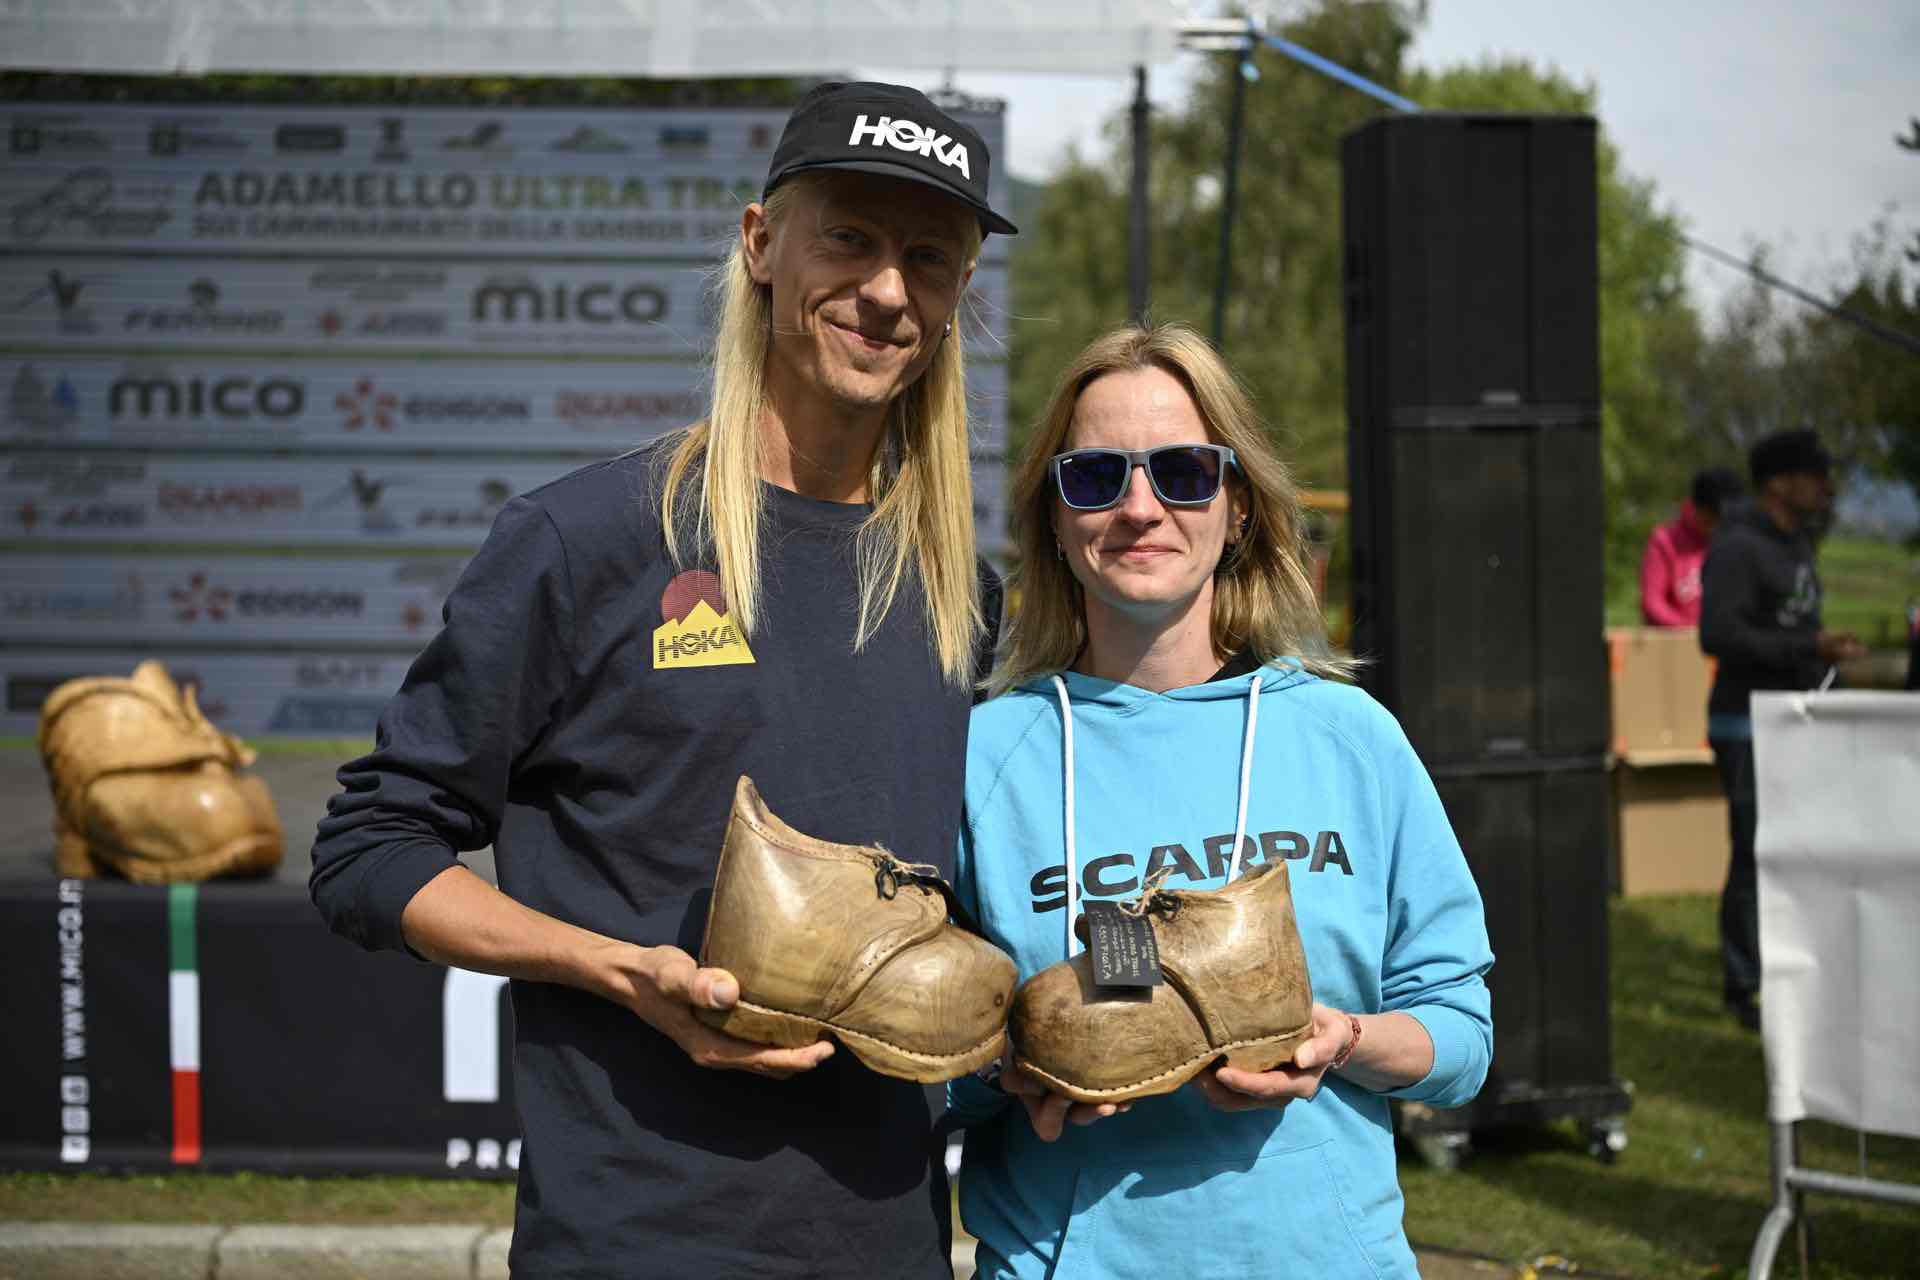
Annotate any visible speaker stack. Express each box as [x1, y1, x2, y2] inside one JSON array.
[[1342, 113, 1630, 1163]]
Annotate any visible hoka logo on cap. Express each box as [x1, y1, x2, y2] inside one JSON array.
[[846, 114, 971, 180]]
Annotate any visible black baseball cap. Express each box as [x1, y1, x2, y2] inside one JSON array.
[[1749, 429, 1832, 484], [762, 81, 1018, 237]]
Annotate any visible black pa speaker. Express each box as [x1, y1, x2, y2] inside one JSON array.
[[1342, 114, 1631, 1146], [1343, 113, 1607, 770]]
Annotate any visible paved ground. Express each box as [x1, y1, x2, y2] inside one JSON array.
[[0, 1227, 1521, 1279]]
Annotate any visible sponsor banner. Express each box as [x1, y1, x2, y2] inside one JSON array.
[[0, 358, 706, 452], [2, 455, 579, 547], [1, 452, 1011, 551], [966, 359, 1011, 452], [1, 880, 521, 1175], [0, 356, 1007, 455], [1, 104, 1009, 264], [0, 553, 466, 646], [0, 649, 415, 737], [973, 456, 1011, 558], [0, 255, 1010, 356]]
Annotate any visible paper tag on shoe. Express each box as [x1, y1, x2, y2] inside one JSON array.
[[1083, 900, 1163, 989]]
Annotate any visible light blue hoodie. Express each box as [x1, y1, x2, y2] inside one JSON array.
[[949, 663, 1493, 1280]]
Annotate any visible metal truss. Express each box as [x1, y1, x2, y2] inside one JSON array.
[[2, 0, 1199, 75]]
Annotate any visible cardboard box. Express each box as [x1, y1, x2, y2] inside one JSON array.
[[1611, 761, 1730, 896], [1607, 626, 1715, 761]]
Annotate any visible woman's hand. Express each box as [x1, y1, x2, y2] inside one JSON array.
[[1190, 1002, 1353, 1113], [999, 1052, 1132, 1142]]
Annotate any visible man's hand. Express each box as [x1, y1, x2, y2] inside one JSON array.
[[616, 943, 834, 1079], [1191, 1002, 1351, 1113], [398, 868, 831, 1078], [1816, 630, 1867, 663], [998, 1052, 1130, 1142]]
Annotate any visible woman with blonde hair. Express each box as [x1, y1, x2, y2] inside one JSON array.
[[949, 323, 1493, 1277]]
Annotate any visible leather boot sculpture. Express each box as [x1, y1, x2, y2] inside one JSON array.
[[698, 776, 1016, 1083], [1010, 861, 1314, 1103], [37, 661, 284, 883]]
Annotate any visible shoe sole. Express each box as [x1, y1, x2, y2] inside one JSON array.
[[1012, 1017, 1316, 1104], [697, 997, 1008, 1084], [59, 829, 281, 882]]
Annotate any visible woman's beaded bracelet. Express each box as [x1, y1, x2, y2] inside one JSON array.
[[1328, 1013, 1363, 1071]]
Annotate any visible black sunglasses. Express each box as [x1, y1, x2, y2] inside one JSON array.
[[1050, 444, 1239, 512]]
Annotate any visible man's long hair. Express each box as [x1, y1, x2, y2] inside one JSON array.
[[659, 174, 985, 686], [988, 323, 1355, 698]]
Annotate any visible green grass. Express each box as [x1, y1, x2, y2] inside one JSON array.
[[1606, 533, 1918, 645], [2, 898, 1916, 1275], [1819, 537, 1920, 649], [0, 1171, 512, 1225], [1400, 894, 1920, 1277]]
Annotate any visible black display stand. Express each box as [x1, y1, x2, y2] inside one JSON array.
[[3, 878, 521, 1176]]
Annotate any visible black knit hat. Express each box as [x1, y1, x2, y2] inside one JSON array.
[[1749, 429, 1831, 484], [762, 81, 1017, 236]]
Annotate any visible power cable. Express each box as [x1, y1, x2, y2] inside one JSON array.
[[1243, 27, 1920, 360]]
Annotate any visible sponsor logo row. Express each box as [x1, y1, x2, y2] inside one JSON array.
[[9, 365, 702, 432], [2, 362, 1009, 448], [10, 269, 685, 339], [3, 651, 422, 737], [1, 105, 1007, 258], [0, 557, 465, 643], [3, 457, 534, 542], [3, 264, 1012, 350], [2, 455, 1011, 546], [0, 576, 423, 627], [11, 113, 780, 160]]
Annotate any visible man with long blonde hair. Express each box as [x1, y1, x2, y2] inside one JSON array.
[[312, 82, 1015, 1277]]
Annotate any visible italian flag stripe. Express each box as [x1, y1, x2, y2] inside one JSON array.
[[168, 884, 201, 1165]]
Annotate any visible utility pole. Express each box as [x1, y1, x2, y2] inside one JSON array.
[[1211, 52, 1252, 351], [1128, 64, 1151, 324], [1178, 17, 1259, 353]]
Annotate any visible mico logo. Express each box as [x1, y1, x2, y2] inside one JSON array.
[[846, 114, 971, 179], [472, 280, 668, 325], [110, 375, 304, 420]]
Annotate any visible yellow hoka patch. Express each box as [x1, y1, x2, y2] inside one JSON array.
[[653, 598, 756, 669]]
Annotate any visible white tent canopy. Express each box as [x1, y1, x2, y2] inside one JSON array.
[[1, 0, 1190, 77]]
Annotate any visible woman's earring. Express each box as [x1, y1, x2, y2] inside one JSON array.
[[944, 320, 953, 338], [1054, 538, 1065, 560]]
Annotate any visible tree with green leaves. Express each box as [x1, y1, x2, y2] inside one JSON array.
[[1007, 1, 1709, 608], [1010, 0, 1419, 489], [1408, 60, 1707, 601], [1669, 124, 1918, 543]]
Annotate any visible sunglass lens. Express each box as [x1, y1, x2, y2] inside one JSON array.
[[1149, 448, 1223, 504], [1058, 452, 1129, 508]]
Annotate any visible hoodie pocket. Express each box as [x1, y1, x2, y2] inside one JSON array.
[[1054, 1139, 1392, 1280]]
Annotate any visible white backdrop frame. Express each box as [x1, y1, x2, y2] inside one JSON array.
[[3, 1, 1188, 77]]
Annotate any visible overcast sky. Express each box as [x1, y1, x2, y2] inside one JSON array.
[[862, 0, 1919, 316]]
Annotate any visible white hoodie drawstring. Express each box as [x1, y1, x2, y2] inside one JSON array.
[[1227, 674, 1262, 881], [1052, 671, 1265, 961], [1050, 675, 1080, 958]]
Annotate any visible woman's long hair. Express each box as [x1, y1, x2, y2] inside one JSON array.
[[987, 323, 1354, 697], [658, 174, 985, 686]]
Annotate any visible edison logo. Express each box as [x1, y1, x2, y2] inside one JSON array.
[[653, 570, 755, 670]]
